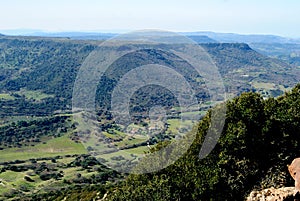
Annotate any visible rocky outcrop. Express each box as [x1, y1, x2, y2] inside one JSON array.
[[246, 187, 294, 201], [247, 158, 300, 201], [288, 158, 300, 195]]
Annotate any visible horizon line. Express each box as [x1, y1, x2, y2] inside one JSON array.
[[0, 29, 299, 39]]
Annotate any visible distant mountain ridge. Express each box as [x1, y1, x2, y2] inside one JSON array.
[[1, 30, 299, 44], [186, 35, 217, 43], [17, 32, 217, 43], [183, 31, 300, 44]]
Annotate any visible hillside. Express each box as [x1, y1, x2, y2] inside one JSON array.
[[250, 43, 300, 67], [0, 36, 298, 117], [201, 43, 299, 97], [0, 36, 95, 116], [102, 84, 300, 201]]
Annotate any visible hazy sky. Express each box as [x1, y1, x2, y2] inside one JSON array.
[[0, 0, 299, 37]]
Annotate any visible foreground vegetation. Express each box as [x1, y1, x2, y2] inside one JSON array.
[[103, 84, 300, 200]]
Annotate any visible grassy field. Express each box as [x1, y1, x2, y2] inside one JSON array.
[[166, 119, 195, 134], [115, 135, 148, 148], [102, 131, 126, 140], [0, 170, 30, 195], [16, 89, 54, 101], [0, 93, 15, 100], [126, 146, 149, 155], [0, 134, 86, 163], [98, 148, 141, 167], [251, 81, 276, 89], [180, 111, 206, 119]]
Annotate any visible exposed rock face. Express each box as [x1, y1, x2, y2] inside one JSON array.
[[247, 158, 300, 201], [288, 158, 300, 196], [246, 187, 294, 201]]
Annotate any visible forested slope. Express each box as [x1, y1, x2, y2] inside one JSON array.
[[104, 84, 300, 200], [0, 36, 298, 117]]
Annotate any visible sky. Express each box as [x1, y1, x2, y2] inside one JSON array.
[[0, 0, 299, 37]]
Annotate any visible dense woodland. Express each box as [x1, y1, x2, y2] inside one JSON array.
[[0, 116, 70, 148]]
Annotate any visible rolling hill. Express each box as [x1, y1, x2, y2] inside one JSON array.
[[0, 35, 298, 117]]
